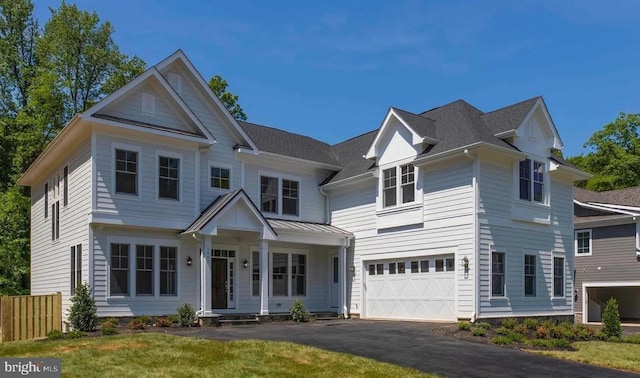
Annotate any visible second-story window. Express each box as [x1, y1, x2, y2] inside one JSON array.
[[519, 159, 545, 203], [382, 164, 416, 208], [401, 164, 415, 203], [282, 179, 299, 216], [211, 167, 230, 189], [260, 176, 278, 213], [260, 175, 301, 216], [159, 156, 179, 200], [115, 149, 138, 195], [382, 168, 396, 208]]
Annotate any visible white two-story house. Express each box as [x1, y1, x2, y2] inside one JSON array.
[[18, 51, 589, 322]]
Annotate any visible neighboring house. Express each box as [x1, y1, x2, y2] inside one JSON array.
[[17, 50, 589, 322], [574, 187, 640, 324]]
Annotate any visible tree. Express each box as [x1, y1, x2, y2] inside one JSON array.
[[567, 113, 640, 191], [208, 74, 247, 121], [602, 297, 622, 339], [68, 283, 97, 331]]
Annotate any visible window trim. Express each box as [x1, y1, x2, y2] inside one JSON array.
[[552, 255, 565, 298], [575, 229, 592, 256], [44, 182, 48, 218], [269, 249, 308, 298], [209, 161, 232, 191], [378, 163, 419, 211], [155, 150, 183, 202], [491, 252, 506, 298], [251, 251, 260, 297], [516, 158, 548, 205], [524, 254, 537, 297], [258, 170, 302, 218], [112, 143, 142, 199], [70, 244, 82, 295]]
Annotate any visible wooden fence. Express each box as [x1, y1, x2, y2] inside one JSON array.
[[0, 292, 62, 342]]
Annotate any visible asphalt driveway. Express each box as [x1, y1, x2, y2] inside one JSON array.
[[174, 319, 638, 377]]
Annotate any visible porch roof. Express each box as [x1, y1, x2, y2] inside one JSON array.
[[267, 219, 352, 237]]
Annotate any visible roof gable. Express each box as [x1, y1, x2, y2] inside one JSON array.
[[365, 108, 435, 160]]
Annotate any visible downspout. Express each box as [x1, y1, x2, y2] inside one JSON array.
[[635, 218, 640, 260], [463, 148, 480, 322], [192, 233, 205, 317], [319, 186, 330, 224]]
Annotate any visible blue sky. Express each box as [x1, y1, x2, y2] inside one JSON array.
[[35, 1, 640, 157]]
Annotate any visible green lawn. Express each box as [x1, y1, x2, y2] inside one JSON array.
[[531, 341, 640, 373], [0, 333, 433, 377]]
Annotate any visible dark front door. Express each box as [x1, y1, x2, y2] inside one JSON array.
[[212, 258, 228, 309]]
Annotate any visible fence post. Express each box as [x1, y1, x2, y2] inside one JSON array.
[[53, 292, 62, 332], [1, 295, 11, 342]]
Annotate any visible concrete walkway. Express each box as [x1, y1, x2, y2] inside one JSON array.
[[173, 319, 639, 377]]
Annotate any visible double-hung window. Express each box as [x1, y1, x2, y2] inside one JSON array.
[[575, 230, 592, 255], [553, 257, 564, 297], [70, 244, 82, 295], [271, 252, 306, 296], [260, 175, 300, 216], [519, 159, 545, 203], [110, 244, 130, 296], [524, 255, 536, 296], [136, 245, 154, 296], [382, 164, 416, 208], [491, 252, 505, 297], [63, 166, 68, 207], [252, 251, 260, 296], [115, 149, 138, 195], [51, 201, 59, 241], [160, 247, 177, 296], [159, 156, 179, 200]]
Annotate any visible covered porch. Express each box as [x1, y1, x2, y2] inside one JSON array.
[[181, 189, 352, 318]]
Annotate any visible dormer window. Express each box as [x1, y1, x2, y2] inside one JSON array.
[[382, 164, 416, 208], [519, 159, 544, 203]]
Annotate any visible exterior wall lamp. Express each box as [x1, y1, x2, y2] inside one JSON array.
[[461, 256, 469, 270], [350, 265, 356, 274], [186, 256, 193, 266], [243, 259, 249, 269]]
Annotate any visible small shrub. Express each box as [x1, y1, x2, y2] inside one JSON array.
[[128, 318, 146, 330], [553, 322, 576, 339], [512, 323, 528, 336], [471, 327, 487, 337], [458, 321, 471, 331], [101, 318, 119, 329], [540, 320, 555, 328], [156, 317, 172, 327], [535, 325, 552, 339], [501, 318, 518, 330], [101, 327, 118, 336], [492, 336, 512, 345], [602, 297, 622, 339], [177, 303, 196, 327], [495, 326, 510, 335], [67, 330, 85, 339], [574, 324, 596, 340], [137, 315, 152, 325], [595, 331, 609, 340], [527, 338, 572, 349], [290, 299, 310, 322], [523, 318, 538, 330], [167, 314, 180, 324], [68, 283, 98, 332], [507, 332, 525, 343], [474, 322, 491, 330], [608, 336, 621, 342], [46, 329, 63, 340], [624, 335, 640, 344]]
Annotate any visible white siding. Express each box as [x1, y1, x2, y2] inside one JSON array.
[[478, 160, 574, 318], [31, 138, 92, 315], [94, 133, 197, 225]]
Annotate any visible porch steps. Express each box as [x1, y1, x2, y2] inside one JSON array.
[[218, 314, 259, 326]]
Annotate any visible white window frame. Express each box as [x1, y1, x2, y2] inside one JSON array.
[[552, 254, 565, 299], [112, 143, 142, 199], [516, 157, 548, 205], [575, 229, 592, 256], [269, 249, 308, 298], [106, 236, 179, 298], [209, 161, 232, 191], [524, 253, 537, 297], [155, 150, 183, 202], [70, 243, 82, 296], [377, 162, 419, 211], [491, 252, 506, 298], [258, 170, 301, 218]]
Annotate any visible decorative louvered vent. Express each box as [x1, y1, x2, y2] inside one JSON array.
[[141, 92, 156, 115]]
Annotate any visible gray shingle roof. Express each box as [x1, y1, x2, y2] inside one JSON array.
[[391, 107, 437, 141], [323, 131, 377, 185], [575, 186, 640, 207], [481, 97, 540, 135], [238, 121, 341, 167]]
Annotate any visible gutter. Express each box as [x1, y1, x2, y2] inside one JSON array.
[[318, 186, 330, 224], [412, 142, 525, 166]]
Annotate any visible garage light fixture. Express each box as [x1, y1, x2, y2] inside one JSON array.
[[186, 256, 193, 266], [461, 256, 469, 270]]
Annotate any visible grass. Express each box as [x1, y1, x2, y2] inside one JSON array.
[[531, 341, 640, 373], [0, 333, 433, 377]]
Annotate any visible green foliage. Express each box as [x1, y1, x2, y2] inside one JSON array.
[[0, 185, 30, 295], [67, 330, 85, 339], [137, 315, 152, 325], [535, 325, 552, 339], [495, 326, 510, 335], [46, 329, 63, 340], [100, 318, 118, 329], [568, 112, 640, 191], [624, 335, 640, 344], [471, 327, 487, 337], [156, 317, 172, 327], [100, 326, 118, 336], [507, 332, 525, 343], [474, 322, 491, 330], [492, 335, 512, 345], [128, 318, 145, 330], [608, 336, 621, 342], [512, 323, 528, 336], [527, 338, 571, 349], [68, 283, 97, 332], [457, 321, 471, 331], [523, 318, 538, 330], [552, 322, 576, 339], [574, 324, 596, 340], [208, 74, 247, 121], [500, 318, 518, 329], [602, 297, 622, 339], [289, 299, 310, 323], [167, 314, 180, 324], [177, 303, 196, 327]]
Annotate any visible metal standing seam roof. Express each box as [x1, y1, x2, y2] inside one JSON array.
[[267, 219, 352, 236]]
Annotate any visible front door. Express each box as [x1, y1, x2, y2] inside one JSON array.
[[212, 258, 228, 309], [330, 256, 339, 308]]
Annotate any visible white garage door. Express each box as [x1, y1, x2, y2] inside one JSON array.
[[364, 255, 456, 321]]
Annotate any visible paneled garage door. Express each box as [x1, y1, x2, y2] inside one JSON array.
[[364, 255, 456, 321]]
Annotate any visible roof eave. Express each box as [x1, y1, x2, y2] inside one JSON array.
[[413, 142, 525, 166], [321, 171, 376, 190]]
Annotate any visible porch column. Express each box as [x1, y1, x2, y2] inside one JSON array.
[[259, 239, 269, 315], [339, 244, 348, 318], [201, 236, 212, 315]]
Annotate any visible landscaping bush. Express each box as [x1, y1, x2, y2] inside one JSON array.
[[290, 299, 310, 322], [167, 314, 180, 324], [535, 325, 552, 339], [495, 326, 510, 335], [553, 322, 576, 339], [46, 329, 63, 340], [101, 327, 118, 336], [507, 332, 525, 343], [527, 338, 571, 349], [156, 317, 172, 327], [574, 324, 596, 340], [595, 331, 609, 340], [523, 318, 538, 330], [177, 303, 196, 327], [608, 336, 621, 342], [471, 327, 487, 336], [474, 322, 491, 330], [540, 320, 555, 328], [458, 321, 471, 331], [68, 283, 97, 332], [492, 336, 511, 345], [602, 297, 622, 339], [624, 335, 640, 344], [512, 323, 528, 336], [500, 318, 518, 330], [137, 315, 152, 325], [101, 318, 119, 329], [128, 318, 146, 330]]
